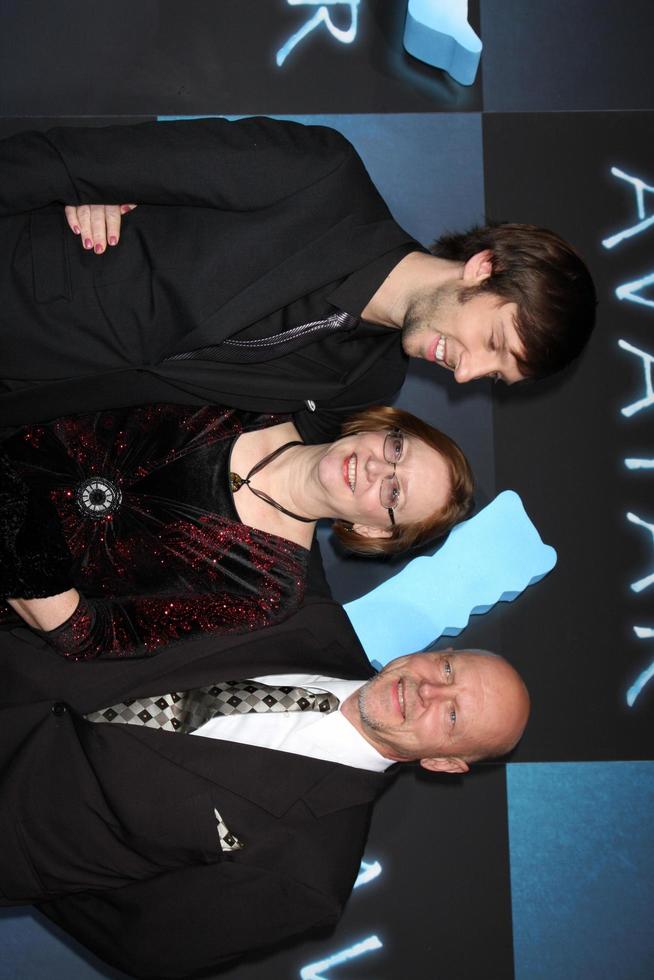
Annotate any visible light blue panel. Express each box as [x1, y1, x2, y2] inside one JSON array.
[[508, 762, 654, 980], [0, 910, 125, 980], [345, 490, 556, 665], [158, 113, 486, 247]]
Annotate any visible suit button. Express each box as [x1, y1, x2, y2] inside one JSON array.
[[51, 702, 68, 716], [305, 399, 316, 412]]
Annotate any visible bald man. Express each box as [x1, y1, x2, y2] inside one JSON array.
[[342, 649, 529, 773], [1, 602, 528, 978]]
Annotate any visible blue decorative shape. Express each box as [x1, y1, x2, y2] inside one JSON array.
[[403, 0, 482, 86], [627, 663, 654, 705], [602, 167, 654, 250], [619, 339, 654, 417], [276, 1, 360, 68], [616, 270, 654, 310], [627, 626, 654, 707], [353, 859, 382, 888], [300, 935, 382, 980], [626, 512, 654, 593], [345, 491, 557, 666]]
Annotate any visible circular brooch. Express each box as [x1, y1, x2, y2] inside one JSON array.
[[75, 477, 122, 519]]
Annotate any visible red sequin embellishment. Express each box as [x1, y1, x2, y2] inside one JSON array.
[[3, 405, 308, 658]]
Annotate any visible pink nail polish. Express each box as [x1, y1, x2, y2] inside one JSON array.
[[73, 225, 80, 235], [109, 236, 117, 246], [84, 238, 93, 250], [94, 243, 104, 254]]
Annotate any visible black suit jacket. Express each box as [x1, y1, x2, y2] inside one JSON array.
[[0, 594, 390, 979], [0, 116, 416, 442]]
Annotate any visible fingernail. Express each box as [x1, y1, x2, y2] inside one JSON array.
[[73, 225, 80, 235], [94, 243, 104, 254], [108, 236, 117, 246], [120, 205, 131, 214], [84, 238, 93, 250]]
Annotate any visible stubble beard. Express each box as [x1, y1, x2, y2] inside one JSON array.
[[357, 673, 391, 734], [401, 280, 462, 352]]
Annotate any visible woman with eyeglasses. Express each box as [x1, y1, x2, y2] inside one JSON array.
[[0, 402, 473, 660]]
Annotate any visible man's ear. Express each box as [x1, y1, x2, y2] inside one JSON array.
[[351, 523, 394, 540], [463, 249, 493, 284], [420, 756, 470, 775]]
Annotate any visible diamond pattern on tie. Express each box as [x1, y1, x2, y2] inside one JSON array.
[[85, 692, 185, 732], [85, 680, 339, 734], [214, 808, 244, 852]]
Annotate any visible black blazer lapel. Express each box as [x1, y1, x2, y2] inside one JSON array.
[[121, 725, 389, 818]]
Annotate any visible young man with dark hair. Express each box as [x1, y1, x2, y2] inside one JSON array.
[[429, 222, 597, 378], [0, 116, 596, 440]]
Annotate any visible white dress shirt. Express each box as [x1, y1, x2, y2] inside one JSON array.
[[191, 673, 392, 772]]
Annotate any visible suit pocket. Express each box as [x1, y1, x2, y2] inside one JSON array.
[[29, 211, 72, 303], [125, 790, 231, 866]]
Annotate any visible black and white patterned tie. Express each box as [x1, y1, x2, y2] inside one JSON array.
[[85, 679, 340, 734], [166, 311, 357, 364]]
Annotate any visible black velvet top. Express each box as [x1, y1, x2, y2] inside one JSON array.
[[0, 405, 308, 660]]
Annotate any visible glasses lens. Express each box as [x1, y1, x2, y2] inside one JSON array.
[[384, 429, 403, 463], [380, 475, 401, 510]]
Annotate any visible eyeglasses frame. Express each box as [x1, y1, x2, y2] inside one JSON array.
[[381, 428, 403, 527]]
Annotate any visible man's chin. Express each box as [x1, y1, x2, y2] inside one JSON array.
[[358, 685, 388, 735]]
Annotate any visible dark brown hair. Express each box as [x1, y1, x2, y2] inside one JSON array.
[[333, 405, 474, 557], [431, 223, 597, 378]]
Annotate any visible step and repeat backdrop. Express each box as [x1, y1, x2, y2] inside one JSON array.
[[1, 2, 652, 978]]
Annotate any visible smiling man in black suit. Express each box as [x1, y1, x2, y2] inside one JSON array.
[[0, 597, 529, 978]]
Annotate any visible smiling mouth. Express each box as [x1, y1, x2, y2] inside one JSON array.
[[431, 334, 453, 368], [397, 678, 406, 720], [345, 453, 357, 493]]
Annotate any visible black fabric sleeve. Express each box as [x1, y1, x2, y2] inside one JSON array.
[[0, 115, 358, 215], [40, 861, 340, 979]]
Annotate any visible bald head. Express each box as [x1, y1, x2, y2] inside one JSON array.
[[459, 649, 530, 761], [341, 648, 530, 774]]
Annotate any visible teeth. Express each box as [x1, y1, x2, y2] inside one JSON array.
[[435, 336, 446, 363], [348, 454, 356, 492]]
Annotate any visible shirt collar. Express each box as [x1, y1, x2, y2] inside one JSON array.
[[327, 244, 425, 317], [255, 674, 394, 772]]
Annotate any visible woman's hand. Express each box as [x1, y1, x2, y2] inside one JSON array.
[[8, 589, 80, 632], [64, 203, 137, 254]]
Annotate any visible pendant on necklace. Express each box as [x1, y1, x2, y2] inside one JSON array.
[[230, 471, 246, 493]]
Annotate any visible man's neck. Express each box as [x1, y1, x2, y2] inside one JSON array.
[[360, 251, 462, 328]]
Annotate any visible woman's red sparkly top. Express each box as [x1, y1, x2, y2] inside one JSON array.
[[0, 404, 308, 660]]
